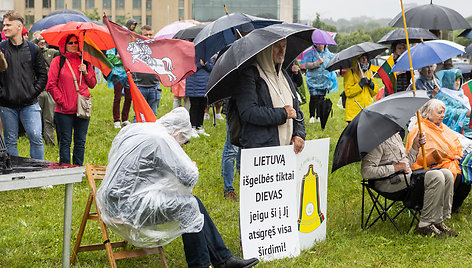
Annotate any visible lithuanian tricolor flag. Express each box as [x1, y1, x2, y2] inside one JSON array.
[[83, 34, 113, 76], [462, 79, 472, 108], [377, 54, 396, 96]]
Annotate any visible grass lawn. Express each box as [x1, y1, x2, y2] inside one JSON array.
[[1, 78, 472, 267]]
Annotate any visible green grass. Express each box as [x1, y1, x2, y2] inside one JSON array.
[[1, 78, 472, 267]]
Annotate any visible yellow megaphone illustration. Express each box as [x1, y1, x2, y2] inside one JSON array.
[[298, 164, 324, 233]]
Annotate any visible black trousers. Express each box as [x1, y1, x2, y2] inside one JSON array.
[[452, 174, 471, 212], [309, 95, 325, 118], [189, 97, 207, 128]]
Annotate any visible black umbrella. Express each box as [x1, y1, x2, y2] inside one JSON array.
[[193, 12, 281, 62], [325, 42, 386, 72], [205, 23, 314, 104], [459, 29, 472, 38], [377, 27, 438, 44], [389, 2, 471, 30], [332, 90, 429, 173], [173, 24, 206, 40]]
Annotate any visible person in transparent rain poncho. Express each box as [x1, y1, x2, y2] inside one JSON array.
[[96, 107, 259, 268]]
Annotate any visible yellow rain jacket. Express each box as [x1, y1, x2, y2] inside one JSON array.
[[343, 56, 379, 121], [406, 117, 462, 179]]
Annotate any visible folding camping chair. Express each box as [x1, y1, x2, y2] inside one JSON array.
[[361, 171, 422, 234], [71, 164, 168, 267]]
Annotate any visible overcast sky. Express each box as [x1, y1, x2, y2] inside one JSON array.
[[300, 0, 470, 21]]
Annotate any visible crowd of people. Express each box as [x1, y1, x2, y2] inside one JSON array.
[[1, 7, 472, 267]]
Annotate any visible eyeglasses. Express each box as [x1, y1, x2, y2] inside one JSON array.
[[67, 41, 79, 45]]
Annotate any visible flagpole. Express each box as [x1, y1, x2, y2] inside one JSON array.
[[400, 0, 427, 169], [79, 30, 85, 85]]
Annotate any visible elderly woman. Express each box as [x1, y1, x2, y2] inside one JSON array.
[[406, 99, 471, 213], [344, 54, 379, 122], [412, 64, 440, 98], [362, 129, 456, 237]]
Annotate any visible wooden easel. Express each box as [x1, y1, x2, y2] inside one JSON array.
[[70, 164, 168, 267]]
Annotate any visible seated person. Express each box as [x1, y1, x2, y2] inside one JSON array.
[[410, 65, 440, 98], [434, 69, 472, 138], [362, 130, 456, 237], [406, 99, 471, 213], [96, 107, 258, 268]]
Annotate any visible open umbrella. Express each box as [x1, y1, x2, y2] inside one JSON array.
[[41, 21, 114, 51], [389, 2, 471, 30], [173, 24, 206, 40], [391, 40, 465, 72], [325, 42, 386, 71], [466, 43, 472, 56], [205, 23, 314, 104], [377, 27, 438, 44], [154, 21, 196, 39], [193, 12, 281, 62], [312, 29, 336, 45], [46, 9, 86, 17], [30, 13, 92, 32], [332, 90, 429, 173], [459, 29, 472, 38]]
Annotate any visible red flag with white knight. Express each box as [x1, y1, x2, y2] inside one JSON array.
[[104, 15, 196, 87]]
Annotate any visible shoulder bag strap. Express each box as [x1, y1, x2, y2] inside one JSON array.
[[65, 59, 80, 93]]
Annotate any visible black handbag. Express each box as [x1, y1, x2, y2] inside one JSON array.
[[403, 169, 432, 210]]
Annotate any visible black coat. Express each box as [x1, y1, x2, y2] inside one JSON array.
[[0, 39, 47, 108], [235, 65, 306, 148]]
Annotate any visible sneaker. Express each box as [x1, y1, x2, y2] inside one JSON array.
[[191, 128, 199, 138], [434, 222, 458, 237], [122, 120, 131, 127], [416, 224, 444, 238], [196, 128, 210, 136], [224, 190, 238, 202], [41, 185, 53, 190], [314, 117, 321, 123], [204, 113, 210, 120], [309, 117, 315, 123], [114, 121, 121, 129], [216, 113, 224, 120]]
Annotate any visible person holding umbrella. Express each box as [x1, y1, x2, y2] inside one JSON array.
[[411, 65, 440, 98], [302, 43, 335, 124], [344, 54, 379, 122], [234, 39, 305, 152], [46, 34, 96, 165], [391, 42, 411, 93]]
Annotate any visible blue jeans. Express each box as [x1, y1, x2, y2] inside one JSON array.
[[221, 122, 241, 193], [138, 86, 161, 115], [0, 103, 44, 159], [182, 196, 233, 268], [55, 112, 89, 165]]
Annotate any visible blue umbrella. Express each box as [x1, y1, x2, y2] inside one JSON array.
[[193, 12, 281, 62], [30, 13, 92, 32], [391, 40, 465, 72], [459, 29, 472, 38]]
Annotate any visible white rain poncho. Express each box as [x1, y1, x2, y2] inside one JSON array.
[[96, 108, 204, 248]]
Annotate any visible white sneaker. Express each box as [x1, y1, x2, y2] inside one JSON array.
[[314, 118, 321, 123], [41, 185, 53, 190], [114, 121, 121, 129], [122, 120, 131, 127], [215, 114, 224, 120], [196, 128, 210, 136], [191, 128, 199, 138], [204, 113, 210, 120], [309, 117, 315, 123]]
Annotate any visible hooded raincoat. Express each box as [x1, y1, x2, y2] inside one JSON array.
[[301, 46, 335, 95], [406, 117, 462, 179], [343, 56, 379, 122], [46, 34, 96, 114]]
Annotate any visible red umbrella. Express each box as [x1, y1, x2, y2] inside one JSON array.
[[41, 21, 114, 51]]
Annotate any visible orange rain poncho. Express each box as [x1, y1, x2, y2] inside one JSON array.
[[406, 117, 462, 179]]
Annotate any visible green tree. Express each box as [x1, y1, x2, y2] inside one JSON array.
[[312, 13, 337, 32], [84, 8, 101, 22], [333, 29, 373, 53], [370, 27, 392, 43]]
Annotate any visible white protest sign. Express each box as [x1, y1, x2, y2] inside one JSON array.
[[240, 138, 329, 261]]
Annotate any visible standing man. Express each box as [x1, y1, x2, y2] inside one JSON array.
[[0, 11, 47, 159], [35, 34, 60, 146], [235, 39, 305, 152], [131, 25, 161, 118]]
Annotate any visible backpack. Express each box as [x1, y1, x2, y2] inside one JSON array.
[[226, 97, 242, 147], [0, 40, 37, 70]]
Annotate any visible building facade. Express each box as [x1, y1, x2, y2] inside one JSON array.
[[11, 0, 298, 33], [12, 0, 192, 33]]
